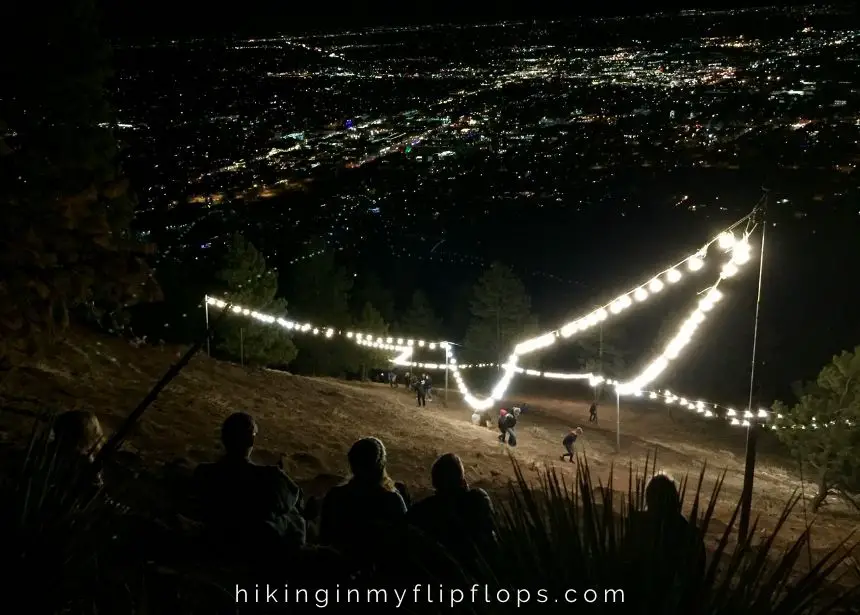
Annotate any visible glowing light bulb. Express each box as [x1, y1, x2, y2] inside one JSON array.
[[666, 268, 682, 283], [649, 278, 664, 293], [732, 240, 751, 265], [687, 256, 704, 271], [721, 263, 738, 278], [718, 231, 736, 250], [634, 287, 648, 302]]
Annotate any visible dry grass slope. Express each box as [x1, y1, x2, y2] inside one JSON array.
[[0, 328, 856, 564]]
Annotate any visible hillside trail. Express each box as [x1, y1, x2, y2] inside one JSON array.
[[349, 381, 854, 554], [0, 330, 854, 559]]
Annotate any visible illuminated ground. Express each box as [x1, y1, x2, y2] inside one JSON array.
[[1, 329, 855, 566]]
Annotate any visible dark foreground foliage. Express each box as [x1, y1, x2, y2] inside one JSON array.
[[1, 419, 857, 614]]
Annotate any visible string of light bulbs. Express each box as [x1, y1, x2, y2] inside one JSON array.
[[392, 347, 769, 426], [204, 212, 757, 412], [204, 209, 849, 431], [392, 350, 852, 432], [442, 213, 758, 411], [204, 296, 448, 351], [204, 221, 849, 434]]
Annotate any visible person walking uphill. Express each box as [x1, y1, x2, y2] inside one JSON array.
[[497, 407, 520, 446], [416, 376, 427, 407], [588, 401, 599, 423], [561, 427, 584, 462]]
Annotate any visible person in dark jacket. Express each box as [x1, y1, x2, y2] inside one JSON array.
[[408, 453, 496, 563], [588, 401, 598, 423], [497, 409, 508, 442], [424, 373, 433, 401], [320, 437, 407, 564], [561, 427, 584, 462], [193, 413, 307, 560], [498, 408, 519, 446], [416, 376, 427, 407]]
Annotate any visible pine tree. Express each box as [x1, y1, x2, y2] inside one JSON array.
[[398, 290, 443, 339], [286, 243, 353, 375], [352, 272, 395, 324], [464, 262, 537, 366], [772, 347, 860, 511], [0, 0, 159, 367], [351, 302, 390, 380], [214, 234, 297, 367]]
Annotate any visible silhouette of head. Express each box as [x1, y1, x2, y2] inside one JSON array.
[[645, 473, 681, 516], [52, 410, 104, 459], [348, 437, 388, 483], [221, 412, 257, 458], [431, 453, 467, 492]]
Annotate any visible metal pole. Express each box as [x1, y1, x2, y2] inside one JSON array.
[[204, 296, 211, 356], [444, 343, 449, 404], [240, 327, 244, 367], [599, 323, 604, 403], [739, 208, 767, 542], [616, 389, 621, 452], [599, 323, 604, 371]]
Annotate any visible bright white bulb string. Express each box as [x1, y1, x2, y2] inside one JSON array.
[[204, 296, 448, 351], [615, 228, 756, 396], [447, 213, 757, 411], [397, 355, 854, 431]]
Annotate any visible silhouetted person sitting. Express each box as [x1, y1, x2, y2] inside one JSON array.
[[193, 412, 307, 565], [624, 473, 707, 601], [394, 481, 412, 508], [48, 410, 105, 501], [408, 453, 496, 566], [320, 437, 407, 567]]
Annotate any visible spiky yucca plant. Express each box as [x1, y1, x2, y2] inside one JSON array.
[[469, 455, 858, 614], [0, 415, 135, 614]]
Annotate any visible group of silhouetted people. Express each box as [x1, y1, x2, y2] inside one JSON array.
[[189, 412, 496, 580], [30, 408, 706, 603]]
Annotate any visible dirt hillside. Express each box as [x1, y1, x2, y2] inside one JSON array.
[[0, 329, 856, 564]]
